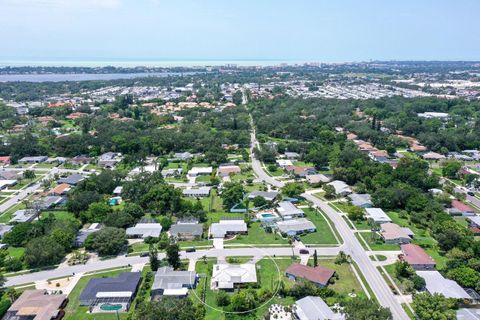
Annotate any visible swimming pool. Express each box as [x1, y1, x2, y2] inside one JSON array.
[[262, 213, 274, 218]]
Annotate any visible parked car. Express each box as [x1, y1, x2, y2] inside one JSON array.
[[186, 248, 196, 253], [299, 249, 309, 254]]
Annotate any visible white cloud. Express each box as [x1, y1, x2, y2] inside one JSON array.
[[0, 0, 121, 9]]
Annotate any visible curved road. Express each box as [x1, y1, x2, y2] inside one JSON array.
[[249, 121, 409, 320]]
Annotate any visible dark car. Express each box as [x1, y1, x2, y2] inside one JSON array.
[[186, 248, 196, 253], [140, 252, 149, 257], [467, 191, 475, 196], [299, 249, 309, 254]]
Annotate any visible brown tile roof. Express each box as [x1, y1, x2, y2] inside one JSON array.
[[50, 183, 71, 195], [451, 200, 475, 213], [400, 244, 435, 266], [285, 263, 335, 286], [8, 290, 67, 320]]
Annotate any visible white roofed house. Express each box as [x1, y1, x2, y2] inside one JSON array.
[[327, 180, 352, 196], [284, 152, 300, 160], [276, 201, 304, 220], [126, 223, 162, 239], [365, 208, 392, 224], [151, 266, 198, 299], [380, 223, 414, 244], [182, 186, 211, 198], [416, 270, 472, 300], [292, 296, 344, 320], [209, 219, 247, 238], [348, 193, 373, 208], [211, 262, 257, 290], [187, 167, 213, 177], [276, 218, 316, 236], [276, 159, 293, 168]]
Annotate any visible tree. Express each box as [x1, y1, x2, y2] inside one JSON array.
[[442, 160, 462, 179], [66, 190, 101, 216], [281, 182, 305, 198], [85, 227, 126, 256], [252, 196, 267, 208], [394, 261, 414, 278], [313, 250, 318, 267], [166, 243, 180, 269], [50, 228, 75, 251], [149, 245, 159, 271], [132, 297, 203, 320], [342, 297, 392, 320], [230, 289, 258, 312], [103, 210, 134, 228], [412, 293, 457, 320], [24, 236, 65, 268], [158, 232, 170, 250], [23, 170, 36, 180], [447, 267, 480, 288], [323, 184, 336, 199], [80, 202, 111, 223], [216, 290, 230, 306], [347, 206, 364, 221], [221, 182, 244, 210]]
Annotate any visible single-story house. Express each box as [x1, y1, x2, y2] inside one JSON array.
[[71, 155, 94, 165], [18, 156, 48, 164], [211, 263, 257, 290], [285, 263, 335, 287], [182, 187, 211, 198], [449, 200, 476, 216], [210, 219, 247, 238], [57, 174, 85, 186], [217, 165, 241, 177], [0, 156, 11, 165], [4, 290, 67, 320], [79, 272, 141, 312], [0, 180, 17, 190], [0, 223, 13, 239], [169, 221, 203, 240], [75, 223, 103, 246], [292, 296, 344, 320], [151, 267, 197, 299], [37, 196, 64, 210], [276, 218, 316, 236], [400, 244, 436, 270], [187, 167, 213, 177], [284, 152, 300, 160], [276, 201, 304, 220], [49, 183, 71, 196], [126, 223, 162, 239], [161, 168, 183, 177], [97, 152, 120, 168], [416, 270, 472, 300], [348, 193, 373, 208], [380, 223, 414, 244], [286, 166, 316, 177], [327, 180, 352, 196], [365, 208, 392, 224], [423, 152, 446, 161], [10, 209, 36, 223], [305, 174, 331, 184], [172, 152, 193, 161], [456, 308, 480, 320], [467, 216, 480, 235], [276, 159, 293, 168], [0, 170, 19, 180], [247, 191, 279, 202], [113, 186, 123, 196]]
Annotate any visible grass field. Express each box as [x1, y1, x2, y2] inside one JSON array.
[[229, 222, 289, 245], [64, 267, 132, 320], [299, 208, 339, 245]]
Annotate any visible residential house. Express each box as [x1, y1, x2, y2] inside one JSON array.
[[3, 290, 67, 320], [126, 223, 162, 239], [169, 220, 203, 240], [247, 191, 279, 202], [284, 152, 300, 160], [57, 174, 85, 186], [18, 156, 48, 164], [456, 308, 480, 319], [210, 219, 247, 238], [49, 183, 71, 196], [37, 196, 64, 210], [276, 159, 293, 168], [151, 267, 197, 299], [161, 168, 183, 177], [380, 223, 414, 244], [98, 152, 120, 168], [172, 152, 193, 161], [369, 150, 389, 163], [71, 155, 93, 165], [400, 244, 436, 270], [365, 208, 392, 224], [327, 180, 352, 196], [182, 187, 211, 198], [211, 263, 257, 290], [449, 200, 476, 216], [348, 193, 373, 208], [305, 174, 330, 184], [416, 270, 472, 300], [75, 223, 103, 247], [292, 296, 344, 320], [0, 156, 11, 166], [79, 272, 141, 312], [0, 180, 17, 190], [113, 186, 123, 196], [0, 224, 13, 239], [423, 152, 446, 161], [187, 167, 213, 177], [285, 263, 335, 287], [0, 170, 19, 181], [286, 166, 316, 178], [276, 201, 304, 220], [276, 218, 316, 236], [217, 165, 241, 177], [467, 216, 480, 235], [10, 209, 36, 223]]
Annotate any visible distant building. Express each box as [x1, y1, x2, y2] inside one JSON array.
[[247, 191, 279, 202], [172, 152, 193, 161], [276, 159, 293, 168], [79, 272, 141, 312], [151, 267, 198, 299], [292, 296, 344, 320], [400, 244, 436, 270], [18, 156, 48, 164], [161, 168, 183, 177], [211, 263, 257, 290], [182, 187, 211, 198], [306, 174, 330, 184], [422, 152, 446, 161], [348, 193, 373, 208], [49, 183, 71, 196], [285, 263, 335, 287], [187, 167, 213, 177], [113, 186, 123, 196], [57, 174, 85, 186], [217, 165, 241, 177], [4, 290, 67, 320], [71, 155, 94, 165], [417, 112, 449, 120]]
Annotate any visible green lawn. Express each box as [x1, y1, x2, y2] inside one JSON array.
[[355, 232, 401, 251], [317, 259, 369, 299], [7, 247, 25, 259], [299, 208, 339, 245], [195, 175, 212, 183], [293, 161, 315, 167], [229, 222, 289, 245], [64, 268, 132, 320], [266, 166, 284, 177], [40, 211, 79, 223], [129, 242, 151, 253], [0, 202, 27, 223]]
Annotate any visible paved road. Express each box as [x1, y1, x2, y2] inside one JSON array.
[[5, 246, 340, 287], [0, 182, 41, 214], [248, 121, 409, 320]]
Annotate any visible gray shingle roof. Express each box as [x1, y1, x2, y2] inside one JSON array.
[[170, 223, 203, 238], [79, 272, 141, 303], [152, 267, 196, 291]]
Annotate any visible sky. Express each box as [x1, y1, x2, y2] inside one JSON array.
[[0, 0, 479, 64]]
